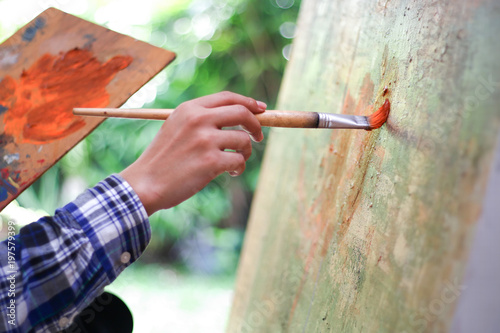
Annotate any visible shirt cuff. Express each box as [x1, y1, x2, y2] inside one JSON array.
[[63, 174, 151, 280]]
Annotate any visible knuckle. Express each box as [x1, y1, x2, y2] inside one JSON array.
[[221, 90, 233, 96], [218, 91, 233, 100], [186, 111, 206, 127], [185, 116, 200, 128], [196, 131, 213, 148], [244, 96, 256, 108], [234, 105, 250, 117], [198, 110, 213, 123], [176, 101, 191, 113]]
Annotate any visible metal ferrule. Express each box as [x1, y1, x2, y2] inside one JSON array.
[[317, 113, 371, 129]]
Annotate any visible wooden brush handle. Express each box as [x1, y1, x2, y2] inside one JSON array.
[[73, 108, 320, 128], [257, 110, 318, 127]]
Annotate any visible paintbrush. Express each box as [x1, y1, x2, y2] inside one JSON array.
[[73, 99, 390, 130]]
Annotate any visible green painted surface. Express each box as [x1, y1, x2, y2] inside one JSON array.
[[228, 0, 500, 332]]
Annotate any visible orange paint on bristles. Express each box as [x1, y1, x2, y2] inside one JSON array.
[[367, 98, 390, 130]]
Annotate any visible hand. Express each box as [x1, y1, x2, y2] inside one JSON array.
[[120, 91, 266, 215]]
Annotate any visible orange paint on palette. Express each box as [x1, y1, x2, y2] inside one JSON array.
[[0, 48, 133, 144]]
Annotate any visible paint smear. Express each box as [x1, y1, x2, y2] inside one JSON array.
[[0, 134, 19, 203], [0, 48, 133, 144], [0, 167, 19, 201], [0, 50, 20, 67], [3, 153, 19, 164], [22, 17, 46, 42]]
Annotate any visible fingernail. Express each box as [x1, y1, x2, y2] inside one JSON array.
[[249, 129, 264, 142], [257, 101, 267, 111], [229, 171, 240, 177]]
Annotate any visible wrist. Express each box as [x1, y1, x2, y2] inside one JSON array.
[[119, 166, 159, 216]]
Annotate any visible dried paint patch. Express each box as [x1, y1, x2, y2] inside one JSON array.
[[22, 17, 46, 42], [0, 50, 20, 67], [0, 187, 8, 201], [3, 153, 19, 164], [0, 48, 133, 144], [83, 34, 97, 49], [0, 168, 19, 201]]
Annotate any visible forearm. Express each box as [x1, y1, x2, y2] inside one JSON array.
[[0, 174, 150, 332]]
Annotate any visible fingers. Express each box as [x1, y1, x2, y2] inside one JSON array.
[[209, 105, 264, 142], [205, 130, 252, 177], [175, 92, 265, 142], [192, 91, 267, 114], [217, 150, 247, 177], [121, 91, 268, 214], [174, 91, 266, 178], [216, 130, 253, 161]]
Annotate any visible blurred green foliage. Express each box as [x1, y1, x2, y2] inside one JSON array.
[[1, 0, 301, 275]]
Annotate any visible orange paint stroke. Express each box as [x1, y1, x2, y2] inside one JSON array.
[[0, 48, 133, 144]]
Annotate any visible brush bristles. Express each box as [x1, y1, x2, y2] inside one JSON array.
[[367, 99, 391, 130]]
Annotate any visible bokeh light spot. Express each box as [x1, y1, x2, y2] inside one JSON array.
[[279, 21, 296, 39], [276, 0, 294, 9], [194, 42, 213, 59], [282, 44, 293, 60]]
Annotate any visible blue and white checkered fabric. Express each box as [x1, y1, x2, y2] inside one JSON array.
[[0, 174, 150, 332]]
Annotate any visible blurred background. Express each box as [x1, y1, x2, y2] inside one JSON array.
[[0, 0, 301, 331]]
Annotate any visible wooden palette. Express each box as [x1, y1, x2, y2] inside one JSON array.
[[0, 8, 176, 211]]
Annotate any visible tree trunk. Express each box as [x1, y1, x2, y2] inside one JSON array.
[[228, 0, 500, 332]]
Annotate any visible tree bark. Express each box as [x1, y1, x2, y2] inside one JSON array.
[[228, 0, 500, 332]]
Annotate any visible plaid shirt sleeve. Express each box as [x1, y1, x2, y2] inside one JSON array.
[[0, 174, 151, 332]]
